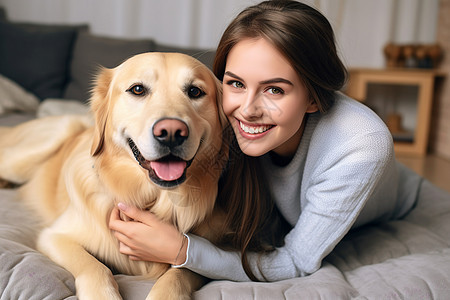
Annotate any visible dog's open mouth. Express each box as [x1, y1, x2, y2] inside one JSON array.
[[128, 138, 192, 188]]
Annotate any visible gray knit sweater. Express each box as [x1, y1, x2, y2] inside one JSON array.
[[176, 93, 420, 281]]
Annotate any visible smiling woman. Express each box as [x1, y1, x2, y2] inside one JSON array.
[[222, 38, 318, 158]]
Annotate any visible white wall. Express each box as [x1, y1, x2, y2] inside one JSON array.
[[0, 0, 439, 68]]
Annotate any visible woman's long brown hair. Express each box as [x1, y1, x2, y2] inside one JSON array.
[[214, 0, 348, 281], [216, 130, 290, 281]]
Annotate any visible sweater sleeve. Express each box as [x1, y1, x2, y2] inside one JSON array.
[[176, 131, 394, 281], [174, 234, 300, 281]]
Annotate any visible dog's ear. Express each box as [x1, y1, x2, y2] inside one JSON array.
[[90, 67, 114, 156]]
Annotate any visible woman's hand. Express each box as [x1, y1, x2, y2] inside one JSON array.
[[109, 203, 187, 265]]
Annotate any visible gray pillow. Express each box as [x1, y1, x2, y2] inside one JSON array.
[[154, 44, 216, 70], [63, 32, 156, 102], [0, 21, 86, 100]]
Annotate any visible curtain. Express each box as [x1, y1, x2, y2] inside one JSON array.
[[0, 0, 439, 68]]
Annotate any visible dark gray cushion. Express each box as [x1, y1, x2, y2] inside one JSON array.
[[0, 21, 86, 100], [154, 44, 216, 70], [0, 7, 7, 21], [63, 32, 156, 102]]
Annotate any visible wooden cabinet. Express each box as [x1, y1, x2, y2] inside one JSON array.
[[345, 68, 445, 156]]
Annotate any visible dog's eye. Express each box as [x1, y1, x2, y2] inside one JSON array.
[[187, 86, 205, 99], [127, 84, 146, 96]]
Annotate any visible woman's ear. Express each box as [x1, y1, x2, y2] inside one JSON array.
[[306, 99, 319, 113], [90, 67, 114, 156]]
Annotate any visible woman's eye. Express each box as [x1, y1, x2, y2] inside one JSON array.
[[228, 81, 244, 89], [127, 84, 146, 96], [187, 86, 205, 99], [266, 87, 284, 95]]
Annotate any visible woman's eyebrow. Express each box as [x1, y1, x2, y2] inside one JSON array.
[[224, 71, 293, 86], [224, 71, 244, 82], [259, 78, 293, 85]]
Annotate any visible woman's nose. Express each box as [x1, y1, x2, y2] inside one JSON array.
[[241, 92, 263, 120]]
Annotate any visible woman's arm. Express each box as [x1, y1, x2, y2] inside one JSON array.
[[109, 203, 299, 281], [177, 233, 301, 281]]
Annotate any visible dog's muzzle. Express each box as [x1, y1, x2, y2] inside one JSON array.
[[127, 138, 193, 188]]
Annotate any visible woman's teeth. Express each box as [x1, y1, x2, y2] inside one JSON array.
[[240, 121, 272, 134]]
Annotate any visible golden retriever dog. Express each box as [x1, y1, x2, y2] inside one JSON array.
[[0, 52, 229, 299]]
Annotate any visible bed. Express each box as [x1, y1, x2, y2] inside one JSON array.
[[1, 76, 450, 299]]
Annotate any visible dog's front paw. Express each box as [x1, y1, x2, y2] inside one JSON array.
[[76, 268, 122, 300], [147, 285, 191, 300], [146, 268, 202, 300]]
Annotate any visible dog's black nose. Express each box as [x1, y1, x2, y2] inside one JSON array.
[[153, 118, 189, 148]]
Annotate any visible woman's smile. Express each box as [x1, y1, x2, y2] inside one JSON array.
[[238, 118, 274, 137]]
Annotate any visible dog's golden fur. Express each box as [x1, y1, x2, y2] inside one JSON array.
[[0, 53, 228, 299]]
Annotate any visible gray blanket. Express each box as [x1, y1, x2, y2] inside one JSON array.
[[1, 99, 450, 299], [1, 175, 450, 299]]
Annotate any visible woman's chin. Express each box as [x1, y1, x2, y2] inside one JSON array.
[[235, 138, 270, 157]]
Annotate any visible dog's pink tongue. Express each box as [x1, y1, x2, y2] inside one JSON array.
[[150, 160, 186, 181]]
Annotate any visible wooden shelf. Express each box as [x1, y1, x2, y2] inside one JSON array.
[[345, 68, 445, 157]]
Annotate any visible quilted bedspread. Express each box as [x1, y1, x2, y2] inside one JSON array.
[[1, 97, 450, 299], [1, 173, 450, 299]]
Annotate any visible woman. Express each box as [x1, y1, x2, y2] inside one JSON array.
[[109, 0, 419, 282]]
